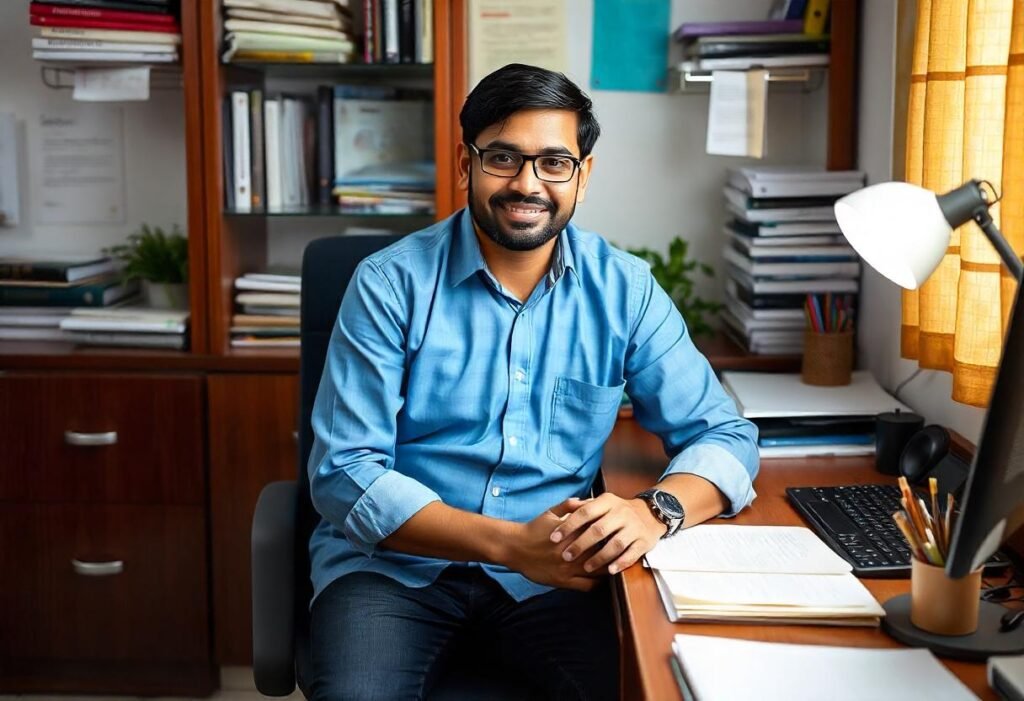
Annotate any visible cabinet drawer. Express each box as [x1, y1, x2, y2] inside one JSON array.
[[0, 373, 204, 504], [0, 502, 210, 665]]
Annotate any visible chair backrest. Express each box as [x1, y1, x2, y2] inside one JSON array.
[[293, 234, 401, 682]]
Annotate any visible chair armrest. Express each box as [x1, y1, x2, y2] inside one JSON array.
[[252, 480, 298, 696]]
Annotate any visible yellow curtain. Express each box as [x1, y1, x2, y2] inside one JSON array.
[[902, 0, 1024, 407]]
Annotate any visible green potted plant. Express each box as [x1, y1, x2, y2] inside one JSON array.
[[626, 236, 723, 338], [105, 224, 189, 310]]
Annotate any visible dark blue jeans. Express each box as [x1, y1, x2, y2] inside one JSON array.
[[308, 565, 619, 701]]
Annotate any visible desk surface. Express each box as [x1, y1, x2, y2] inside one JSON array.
[[600, 418, 995, 701]]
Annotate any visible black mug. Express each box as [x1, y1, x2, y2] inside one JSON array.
[[875, 409, 925, 475]]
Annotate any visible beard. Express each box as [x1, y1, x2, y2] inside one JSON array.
[[468, 171, 577, 252]]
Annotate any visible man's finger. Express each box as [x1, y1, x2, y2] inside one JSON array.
[[561, 515, 624, 561], [549, 497, 588, 518], [583, 533, 638, 573], [607, 541, 649, 575], [550, 498, 611, 543]]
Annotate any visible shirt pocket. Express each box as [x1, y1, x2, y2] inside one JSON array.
[[547, 377, 626, 472]]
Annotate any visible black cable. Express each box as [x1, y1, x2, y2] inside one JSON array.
[[892, 368, 923, 402]]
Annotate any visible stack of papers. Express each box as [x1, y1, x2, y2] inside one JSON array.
[[671, 635, 977, 701], [645, 525, 885, 625], [721, 371, 909, 458]]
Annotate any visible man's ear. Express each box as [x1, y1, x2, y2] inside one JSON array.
[[575, 155, 594, 203], [456, 142, 470, 191]]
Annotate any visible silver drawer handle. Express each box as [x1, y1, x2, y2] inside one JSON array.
[[71, 559, 124, 576], [64, 431, 118, 446]]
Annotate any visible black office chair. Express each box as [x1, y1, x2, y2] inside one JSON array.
[[251, 235, 538, 700]]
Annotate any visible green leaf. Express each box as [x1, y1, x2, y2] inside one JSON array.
[[103, 223, 188, 284]]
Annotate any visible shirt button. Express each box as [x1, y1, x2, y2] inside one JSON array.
[[514, 369, 526, 383], [508, 436, 518, 447], [492, 487, 501, 497]]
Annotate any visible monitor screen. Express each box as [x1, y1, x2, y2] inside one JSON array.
[[947, 282, 1024, 577]]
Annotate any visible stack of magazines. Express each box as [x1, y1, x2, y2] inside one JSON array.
[[221, 0, 355, 64], [231, 267, 300, 348], [720, 166, 864, 355], [30, 1, 181, 65], [59, 306, 189, 349]]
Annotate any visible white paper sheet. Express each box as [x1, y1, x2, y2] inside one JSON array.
[[672, 635, 978, 701], [73, 66, 151, 102], [34, 105, 125, 225], [661, 571, 882, 610], [644, 525, 851, 574], [468, 0, 568, 88], [706, 69, 766, 158]]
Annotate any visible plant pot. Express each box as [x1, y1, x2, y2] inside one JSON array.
[[143, 280, 189, 310]]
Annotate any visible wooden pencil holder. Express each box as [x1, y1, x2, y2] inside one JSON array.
[[909, 558, 982, 636], [801, 330, 853, 386]]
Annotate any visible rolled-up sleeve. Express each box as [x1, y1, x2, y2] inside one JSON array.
[[307, 260, 440, 556], [623, 263, 759, 516]]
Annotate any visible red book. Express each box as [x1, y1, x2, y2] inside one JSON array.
[[30, 3, 176, 25], [30, 14, 181, 33]]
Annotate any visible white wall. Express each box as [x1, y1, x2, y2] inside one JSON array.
[[854, 0, 986, 442], [0, 2, 188, 258]]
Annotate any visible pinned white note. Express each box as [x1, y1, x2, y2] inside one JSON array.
[[73, 67, 151, 102], [706, 69, 767, 158]]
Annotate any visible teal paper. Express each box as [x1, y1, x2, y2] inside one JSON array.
[[591, 0, 671, 92]]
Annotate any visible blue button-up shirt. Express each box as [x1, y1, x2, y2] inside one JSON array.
[[308, 208, 759, 603]]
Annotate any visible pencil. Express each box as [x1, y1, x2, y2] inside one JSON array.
[[893, 510, 926, 561], [929, 478, 945, 555], [945, 492, 955, 547]]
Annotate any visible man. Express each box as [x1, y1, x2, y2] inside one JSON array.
[[307, 63, 759, 700]]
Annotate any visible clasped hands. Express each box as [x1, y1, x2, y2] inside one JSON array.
[[504, 493, 668, 592]]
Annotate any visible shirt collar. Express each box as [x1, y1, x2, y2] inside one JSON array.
[[447, 208, 582, 289]]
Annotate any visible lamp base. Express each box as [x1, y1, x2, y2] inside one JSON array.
[[882, 594, 1024, 660]]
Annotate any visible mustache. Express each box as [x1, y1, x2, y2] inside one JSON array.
[[490, 194, 555, 212]]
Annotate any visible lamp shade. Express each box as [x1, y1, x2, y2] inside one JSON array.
[[834, 181, 952, 289]]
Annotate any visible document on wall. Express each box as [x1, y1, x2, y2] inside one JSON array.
[[0, 113, 20, 227], [73, 66, 151, 102], [468, 0, 568, 89], [706, 69, 767, 158], [34, 105, 125, 225]]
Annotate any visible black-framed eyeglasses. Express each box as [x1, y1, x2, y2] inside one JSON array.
[[468, 143, 581, 183]]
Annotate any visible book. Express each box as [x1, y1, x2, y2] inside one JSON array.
[[729, 218, 842, 236], [30, 15, 181, 33], [230, 335, 300, 347], [223, 18, 350, 41], [32, 37, 179, 52], [225, 8, 349, 29], [723, 246, 860, 277], [689, 37, 830, 60], [0, 326, 68, 342], [60, 309, 188, 333], [64, 330, 187, 349], [0, 257, 115, 283], [249, 90, 265, 210], [223, 30, 355, 52], [32, 50, 178, 61], [232, 313, 301, 326], [226, 49, 352, 63], [804, 0, 832, 35], [235, 277, 300, 293], [235, 292, 300, 307], [231, 91, 252, 212], [721, 370, 909, 419], [316, 85, 335, 205], [673, 19, 804, 41], [728, 166, 865, 198], [645, 525, 884, 625], [725, 226, 845, 248], [681, 53, 830, 71], [223, 0, 348, 20], [0, 277, 138, 307], [264, 97, 282, 210], [30, 2, 177, 24], [35, 0, 174, 12], [728, 269, 858, 294], [670, 635, 977, 700], [37, 26, 183, 43]]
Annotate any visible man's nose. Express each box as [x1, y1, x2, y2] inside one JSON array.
[[508, 159, 543, 194]]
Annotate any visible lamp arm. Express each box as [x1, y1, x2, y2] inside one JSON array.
[[975, 208, 1024, 282]]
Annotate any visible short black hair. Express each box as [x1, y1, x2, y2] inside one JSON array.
[[460, 63, 601, 158]]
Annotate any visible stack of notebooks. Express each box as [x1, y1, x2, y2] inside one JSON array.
[[674, 14, 832, 73], [224, 84, 434, 214], [645, 524, 885, 626], [59, 306, 189, 349], [721, 166, 864, 355], [30, 1, 182, 65], [670, 635, 977, 700], [0, 256, 138, 341], [231, 268, 300, 348], [358, 0, 433, 64], [721, 370, 909, 458], [221, 0, 356, 64]]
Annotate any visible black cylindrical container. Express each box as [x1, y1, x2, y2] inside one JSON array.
[[875, 409, 925, 475]]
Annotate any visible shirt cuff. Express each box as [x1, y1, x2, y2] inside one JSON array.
[[660, 443, 756, 517], [342, 470, 442, 557]]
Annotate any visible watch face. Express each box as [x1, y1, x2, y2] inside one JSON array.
[[654, 491, 684, 519]]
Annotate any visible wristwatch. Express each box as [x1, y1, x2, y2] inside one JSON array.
[[635, 489, 686, 538]]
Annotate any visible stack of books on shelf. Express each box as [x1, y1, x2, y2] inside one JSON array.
[[674, 4, 832, 73], [225, 84, 434, 214], [231, 268, 300, 348], [720, 165, 864, 356], [359, 0, 433, 64], [30, 1, 182, 65], [0, 256, 139, 342], [58, 306, 189, 349], [221, 0, 356, 64]]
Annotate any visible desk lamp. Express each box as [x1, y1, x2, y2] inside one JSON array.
[[834, 179, 1024, 660]]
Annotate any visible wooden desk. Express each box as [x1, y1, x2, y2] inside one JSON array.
[[600, 419, 994, 701]]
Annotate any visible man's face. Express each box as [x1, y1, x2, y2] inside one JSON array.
[[457, 109, 593, 252]]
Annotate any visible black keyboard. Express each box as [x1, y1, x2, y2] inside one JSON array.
[[788, 484, 914, 577]]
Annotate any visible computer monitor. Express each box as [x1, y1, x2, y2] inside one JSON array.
[[947, 282, 1024, 578]]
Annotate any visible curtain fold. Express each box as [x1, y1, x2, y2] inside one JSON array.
[[901, 0, 1023, 407]]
